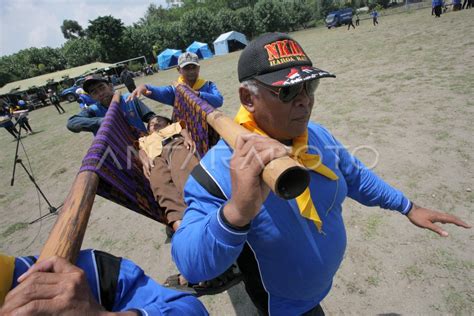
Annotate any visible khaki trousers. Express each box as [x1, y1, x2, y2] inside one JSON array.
[[149, 138, 199, 225]]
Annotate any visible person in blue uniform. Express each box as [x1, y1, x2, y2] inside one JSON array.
[[0, 249, 208, 315], [127, 52, 223, 109], [171, 32, 471, 315], [67, 75, 155, 135]]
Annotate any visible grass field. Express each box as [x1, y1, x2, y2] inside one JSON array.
[[1, 7, 473, 315]]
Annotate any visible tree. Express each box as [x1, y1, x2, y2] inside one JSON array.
[[141, 3, 183, 25], [0, 47, 66, 86], [62, 38, 102, 67], [288, 1, 314, 30], [214, 9, 241, 34], [121, 24, 163, 63], [321, 0, 340, 17], [236, 7, 256, 38], [60, 20, 85, 39], [254, 0, 291, 34], [178, 8, 219, 47], [86, 16, 125, 62], [0, 56, 17, 87]]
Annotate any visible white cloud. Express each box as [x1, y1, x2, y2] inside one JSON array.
[[0, 0, 168, 56]]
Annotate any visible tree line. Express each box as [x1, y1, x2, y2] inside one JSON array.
[[0, 0, 383, 88]]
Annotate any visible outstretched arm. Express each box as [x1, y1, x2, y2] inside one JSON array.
[[406, 204, 471, 237], [126, 84, 151, 102], [127, 84, 175, 106], [66, 110, 103, 134], [329, 126, 471, 236]]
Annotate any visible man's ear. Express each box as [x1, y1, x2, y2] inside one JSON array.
[[239, 86, 255, 113]]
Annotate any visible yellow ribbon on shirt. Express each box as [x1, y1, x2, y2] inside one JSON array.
[[234, 106, 338, 232], [0, 254, 15, 306], [177, 76, 206, 91]]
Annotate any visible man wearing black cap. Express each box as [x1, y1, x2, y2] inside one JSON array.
[[171, 33, 470, 315], [126, 52, 223, 109], [67, 75, 155, 135]]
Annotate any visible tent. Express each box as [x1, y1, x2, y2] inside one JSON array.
[[213, 31, 248, 56], [157, 49, 182, 70], [186, 41, 213, 59]]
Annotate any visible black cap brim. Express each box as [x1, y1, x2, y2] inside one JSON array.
[[254, 66, 335, 87]]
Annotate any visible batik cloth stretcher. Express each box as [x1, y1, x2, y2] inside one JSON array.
[[79, 86, 219, 222], [39, 87, 219, 262]]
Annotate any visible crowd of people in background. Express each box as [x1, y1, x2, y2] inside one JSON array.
[[0, 100, 34, 139]]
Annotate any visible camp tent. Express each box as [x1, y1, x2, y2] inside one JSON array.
[[186, 41, 213, 59], [158, 49, 182, 70], [213, 31, 248, 56]]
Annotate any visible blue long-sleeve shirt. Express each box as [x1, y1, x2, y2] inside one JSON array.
[[145, 81, 223, 109], [78, 94, 97, 109], [9, 249, 208, 316], [67, 93, 153, 135], [172, 123, 411, 315]]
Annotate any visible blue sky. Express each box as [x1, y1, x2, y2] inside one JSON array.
[[0, 0, 169, 56]]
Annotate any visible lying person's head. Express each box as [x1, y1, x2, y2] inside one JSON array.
[[147, 115, 171, 133]]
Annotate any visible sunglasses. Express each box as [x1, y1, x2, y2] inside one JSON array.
[[256, 79, 320, 103]]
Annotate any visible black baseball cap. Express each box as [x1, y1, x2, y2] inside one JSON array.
[[238, 32, 335, 87], [82, 75, 109, 93]]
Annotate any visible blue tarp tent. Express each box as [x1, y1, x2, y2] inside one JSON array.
[[186, 41, 213, 59], [157, 49, 182, 70], [213, 31, 248, 56]]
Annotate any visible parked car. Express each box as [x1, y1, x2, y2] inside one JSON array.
[[326, 8, 353, 29], [59, 77, 85, 102]]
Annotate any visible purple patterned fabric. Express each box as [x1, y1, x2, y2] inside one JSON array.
[[79, 101, 165, 223], [174, 84, 220, 158], [77, 87, 220, 224]]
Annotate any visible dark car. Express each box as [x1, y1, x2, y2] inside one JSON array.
[[59, 77, 86, 102], [326, 8, 353, 28]]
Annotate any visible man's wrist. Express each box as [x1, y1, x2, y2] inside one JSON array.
[[222, 202, 252, 229], [405, 201, 417, 216]]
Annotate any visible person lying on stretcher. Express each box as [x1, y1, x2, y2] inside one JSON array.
[[137, 115, 242, 296], [138, 115, 198, 234]]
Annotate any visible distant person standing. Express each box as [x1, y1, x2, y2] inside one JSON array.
[[462, 0, 472, 9], [347, 16, 356, 30], [48, 89, 66, 114], [432, 0, 443, 16], [11, 100, 33, 135], [120, 64, 137, 93], [0, 105, 19, 140], [453, 0, 462, 10], [355, 13, 360, 26], [371, 9, 379, 25]]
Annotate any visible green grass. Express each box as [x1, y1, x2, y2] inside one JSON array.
[[403, 265, 424, 282], [443, 288, 472, 315], [364, 214, 384, 239]]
